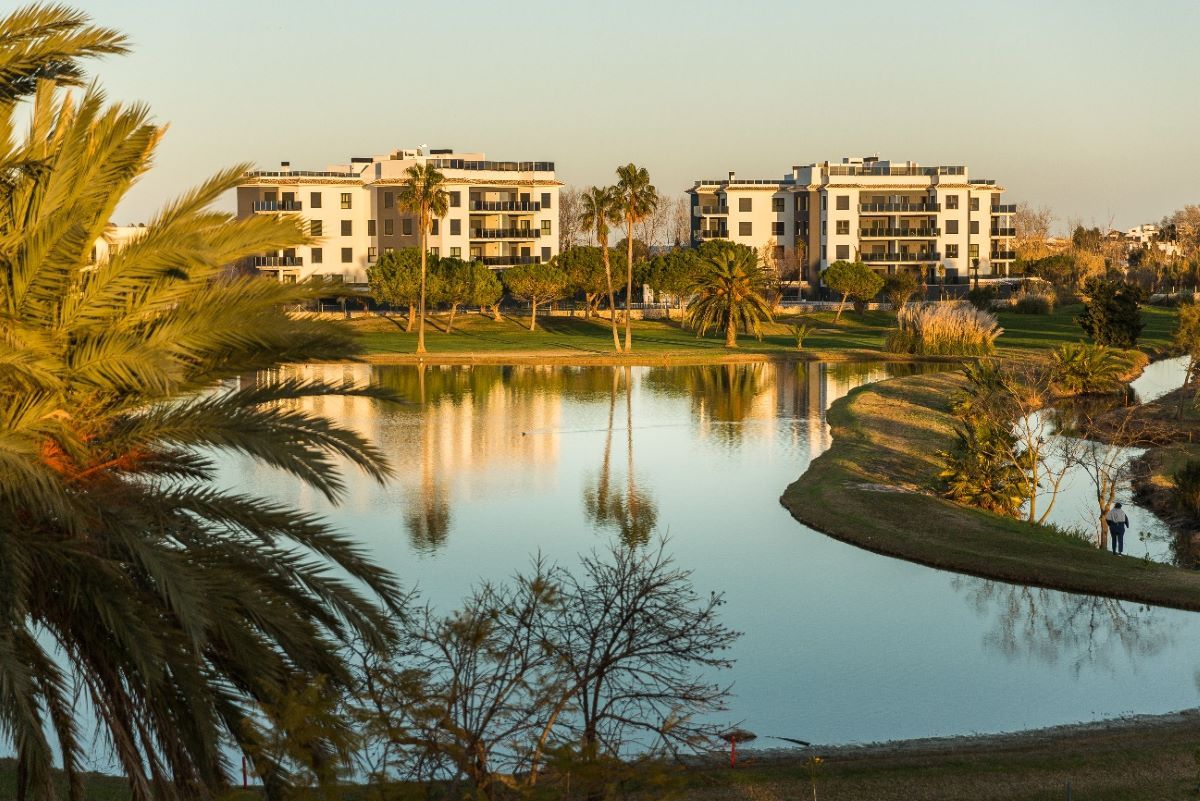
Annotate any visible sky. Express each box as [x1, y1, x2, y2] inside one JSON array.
[[81, 0, 1200, 232]]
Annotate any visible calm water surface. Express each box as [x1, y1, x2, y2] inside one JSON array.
[[219, 359, 1200, 745]]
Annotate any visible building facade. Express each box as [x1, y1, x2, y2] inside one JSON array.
[[688, 156, 1016, 284], [236, 148, 561, 285]]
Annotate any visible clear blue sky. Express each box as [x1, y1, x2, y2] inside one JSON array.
[[85, 0, 1199, 231]]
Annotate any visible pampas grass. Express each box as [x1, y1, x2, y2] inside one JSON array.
[[886, 301, 1002, 355], [1012, 288, 1056, 314]]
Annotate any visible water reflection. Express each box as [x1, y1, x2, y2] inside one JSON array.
[[953, 577, 1174, 675]]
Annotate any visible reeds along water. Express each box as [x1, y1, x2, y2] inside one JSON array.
[[887, 301, 1003, 355]]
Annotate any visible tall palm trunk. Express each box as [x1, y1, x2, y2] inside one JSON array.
[[624, 218, 635, 352], [601, 243, 621, 352], [417, 214, 428, 354], [725, 315, 738, 348]]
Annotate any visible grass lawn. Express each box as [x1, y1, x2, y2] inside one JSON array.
[[346, 304, 1180, 363], [780, 366, 1200, 612]]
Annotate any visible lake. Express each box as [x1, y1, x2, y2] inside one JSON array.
[[218, 359, 1200, 746]]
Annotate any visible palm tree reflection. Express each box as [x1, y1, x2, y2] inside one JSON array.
[[584, 367, 658, 547]]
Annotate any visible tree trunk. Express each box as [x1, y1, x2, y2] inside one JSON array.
[[725, 315, 738, 348], [417, 218, 428, 354], [835, 292, 849, 322], [529, 298, 538, 331], [447, 302, 458, 333], [624, 218, 634, 352], [601, 245, 621, 352], [406, 304, 415, 332]]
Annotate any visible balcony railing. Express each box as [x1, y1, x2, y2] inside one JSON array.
[[991, 204, 1017, 214], [698, 229, 728, 239], [859, 227, 940, 238], [252, 256, 304, 267], [471, 228, 541, 239], [252, 200, 303, 212], [428, 159, 554, 172], [991, 227, 1016, 237], [470, 200, 541, 212], [246, 170, 357, 178], [861, 252, 941, 263], [829, 165, 964, 177], [859, 203, 940, 213], [480, 255, 542, 267], [990, 250, 1016, 260], [700, 205, 730, 215]]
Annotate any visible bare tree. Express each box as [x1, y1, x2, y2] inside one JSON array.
[[635, 189, 676, 249], [1014, 202, 1055, 261], [559, 185, 586, 252], [669, 195, 692, 248]]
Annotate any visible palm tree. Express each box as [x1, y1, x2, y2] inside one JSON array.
[[614, 164, 657, 352], [578, 186, 622, 352], [686, 244, 775, 348], [0, 14, 403, 801], [397, 163, 449, 354]]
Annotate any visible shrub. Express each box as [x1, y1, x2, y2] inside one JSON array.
[[882, 270, 920, 312], [886, 301, 1003, 356], [791, 322, 815, 350], [967, 285, 997, 311], [1049, 342, 1126, 394], [1012, 289, 1055, 315], [1173, 460, 1200, 520], [1077, 278, 1146, 347]]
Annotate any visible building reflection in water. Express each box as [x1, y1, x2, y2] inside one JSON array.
[[233, 361, 953, 554]]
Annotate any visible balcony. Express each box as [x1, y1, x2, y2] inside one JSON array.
[[859, 202, 940, 213], [471, 228, 541, 240], [861, 252, 941, 263], [991, 227, 1016, 237], [700, 205, 730, 215], [990, 250, 1016, 260], [698, 229, 728, 239], [253, 200, 303, 212], [481, 255, 542, 267], [470, 200, 541, 212], [859, 227, 940, 238], [252, 256, 304, 267], [991, 204, 1017, 214]]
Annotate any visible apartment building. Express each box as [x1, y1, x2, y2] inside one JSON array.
[[236, 148, 560, 285], [688, 156, 1016, 283]]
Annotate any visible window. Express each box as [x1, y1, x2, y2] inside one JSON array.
[[970, 197, 980, 211], [835, 220, 849, 235], [945, 219, 959, 235], [835, 195, 849, 211], [969, 244, 980, 259], [402, 218, 413, 236], [945, 194, 959, 210], [739, 197, 752, 212], [310, 220, 322, 237], [310, 192, 322, 209], [541, 192, 551, 208], [542, 246, 551, 260], [367, 219, 376, 236], [450, 219, 461, 236], [449, 191, 461, 208], [739, 221, 752, 236], [311, 247, 323, 264], [772, 222, 785, 236], [450, 247, 461, 258], [430, 247, 439, 257], [772, 198, 785, 212], [969, 220, 980, 235], [797, 195, 808, 211], [541, 220, 551, 235], [836, 244, 850, 260], [368, 246, 377, 263], [384, 219, 394, 236], [431, 219, 439, 235], [946, 244, 959, 258], [821, 195, 827, 211], [384, 191, 394, 209], [341, 247, 352, 263], [341, 220, 352, 236], [340, 193, 352, 209], [775, 245, 785, 260]]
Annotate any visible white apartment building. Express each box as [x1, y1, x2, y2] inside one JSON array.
[[236, 148, 560, 285], [688, 156, 1016, 284]]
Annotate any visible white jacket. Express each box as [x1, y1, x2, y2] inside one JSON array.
[[1105, 508, 1129, 525]]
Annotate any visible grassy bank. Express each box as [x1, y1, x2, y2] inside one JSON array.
[[779, 368, 1200, 612], [346, 304, 1180, 364], [20, 711, 1200, 800]]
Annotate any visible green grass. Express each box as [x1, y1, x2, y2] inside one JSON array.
[[348, 304, 1180, 363]]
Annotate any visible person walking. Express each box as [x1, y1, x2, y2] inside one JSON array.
[[1105, 503, 1130, 555]]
